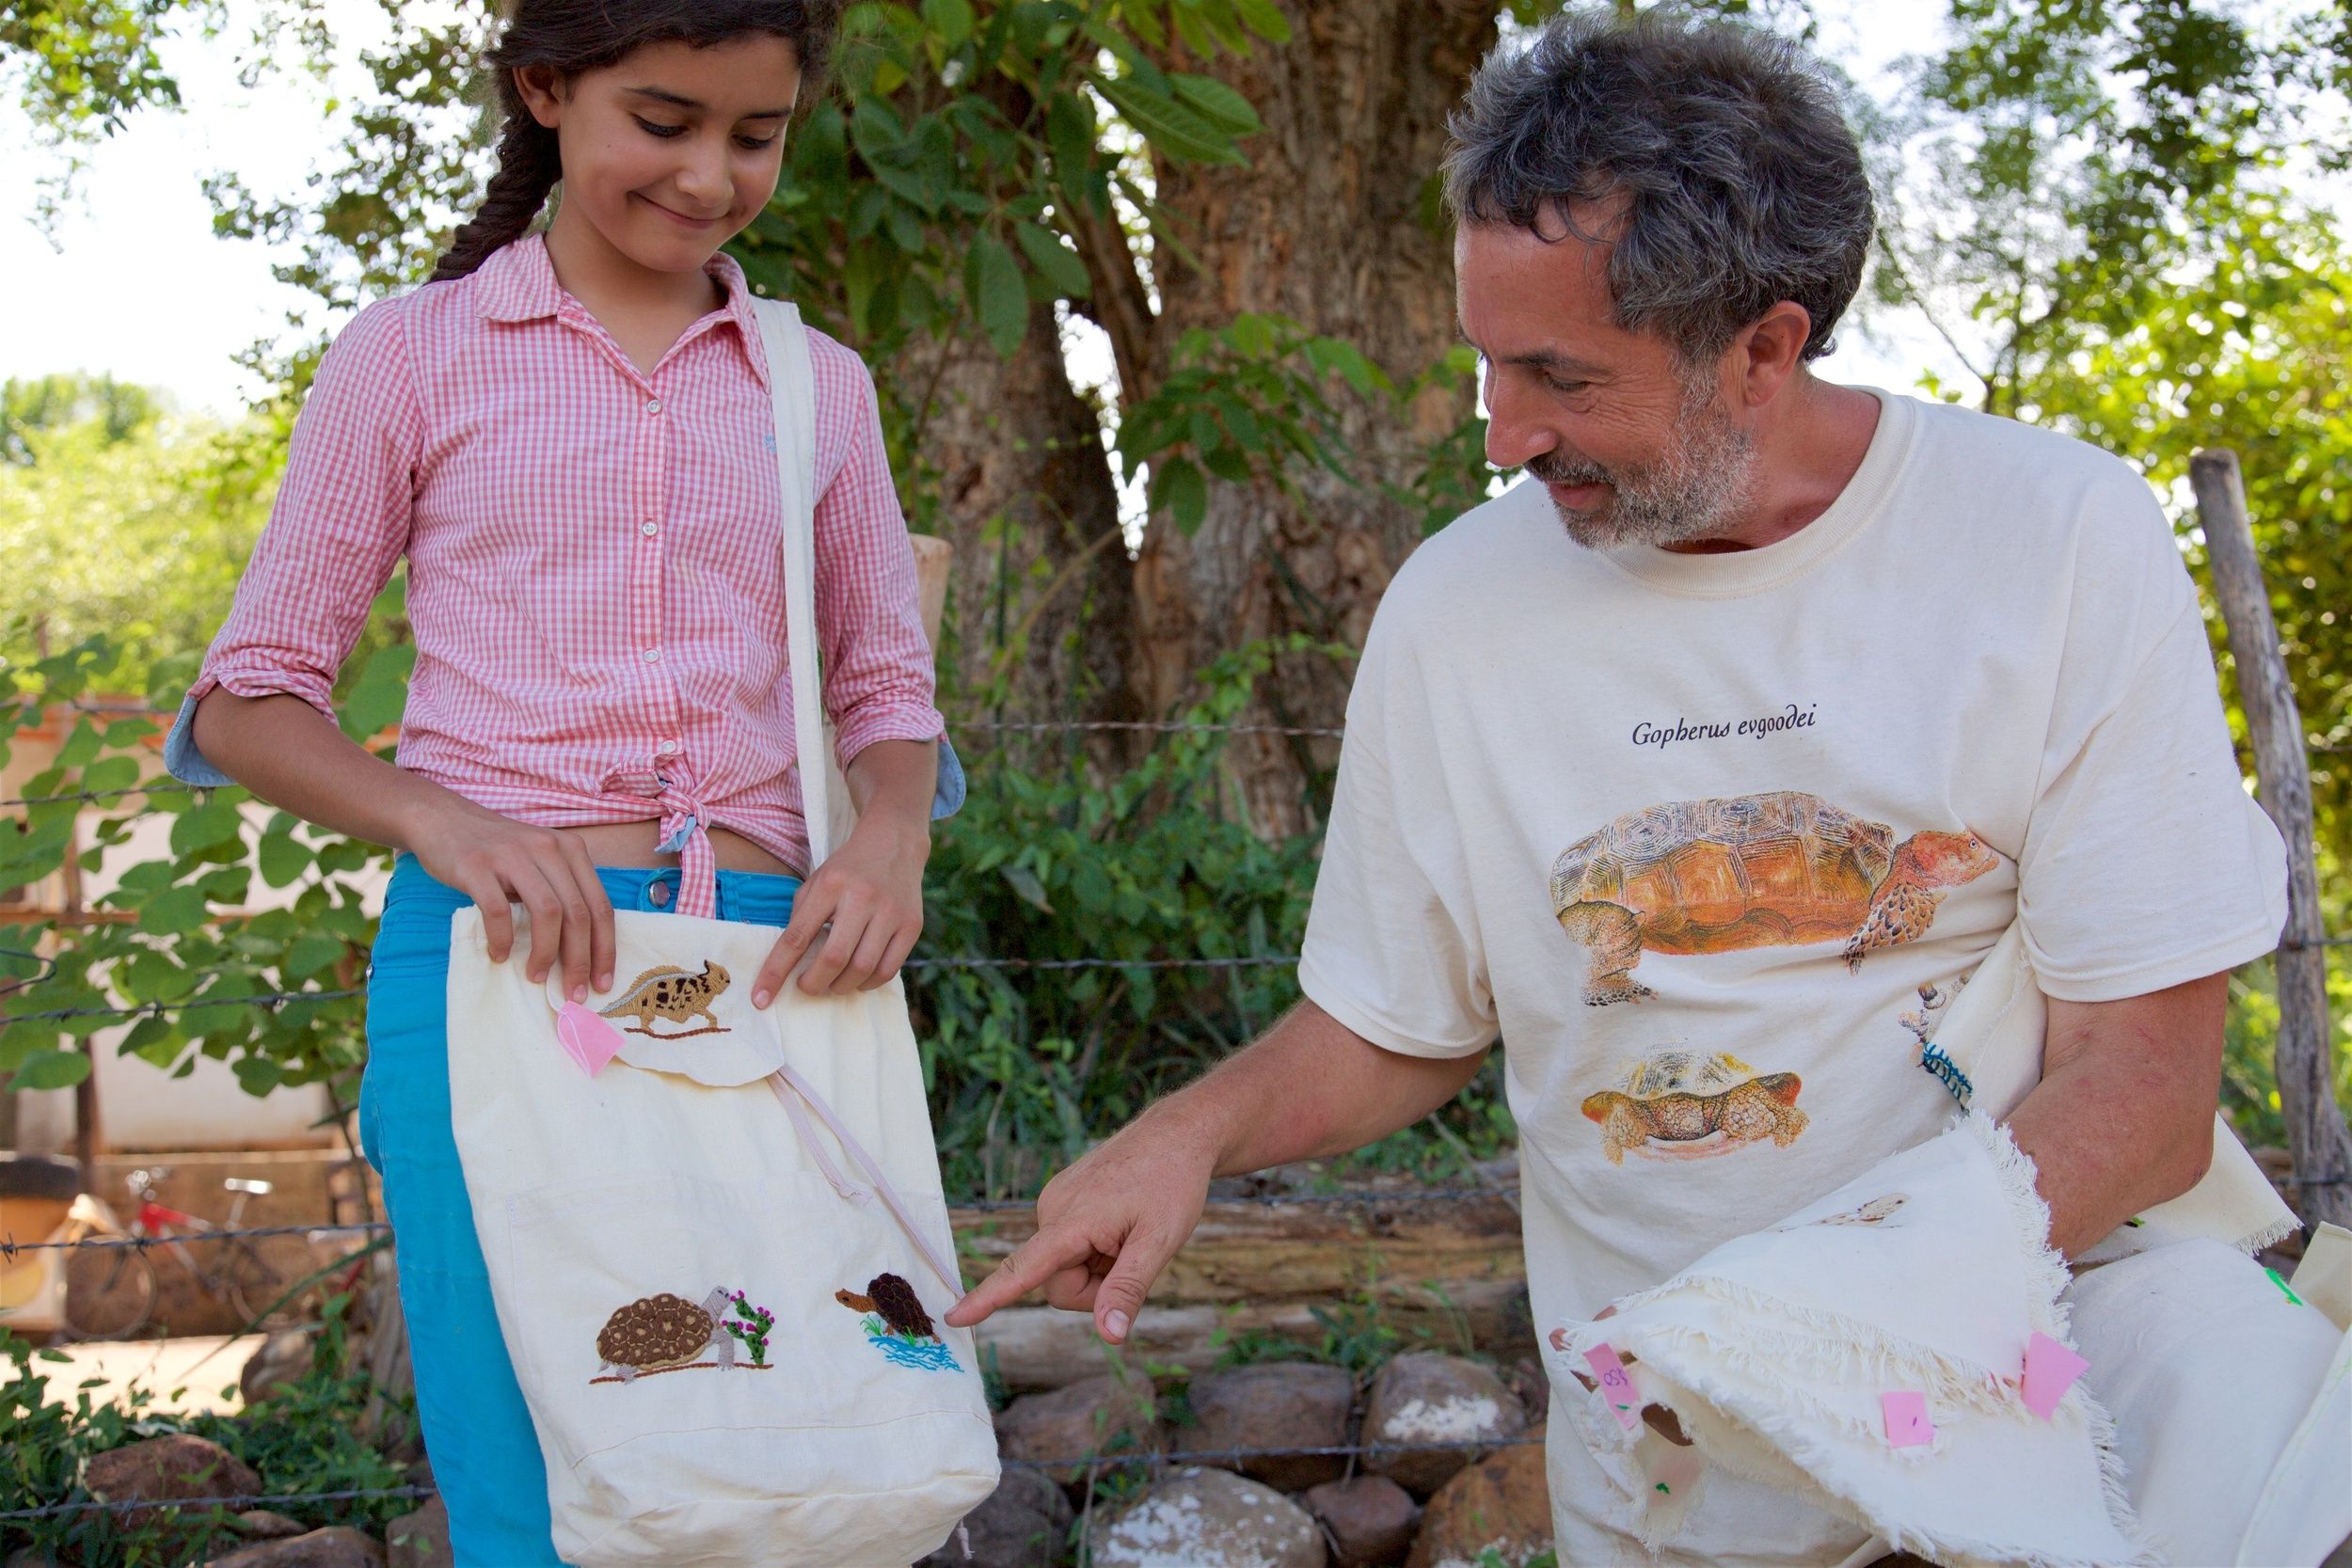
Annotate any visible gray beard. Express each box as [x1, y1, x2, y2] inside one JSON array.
[[1528, 380, 1758, 551]]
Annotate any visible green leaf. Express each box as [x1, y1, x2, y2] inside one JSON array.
[[233, 1056, 285, 1097], [1230, 0, 1293, 43], [968, 234, 1028, 357], [922, 0, 975, 49], [1001, 863, 1054, 913], [137, 883, 211, 937], [169, 799, 246, 858], [1097, 75, 1246, 166], [258, 830, 313, 889], [56, 719, 103, 771], [339, 642, 415, 742], [1169, 74, 1263, 137], [12, 1050, 90, 1091], [1013, 222, 1092, 298], [1045, 91, 1098, 182], [284, 933, 345, 980], [1151, 456, 1210, 533], [80, 754, 141, 796]]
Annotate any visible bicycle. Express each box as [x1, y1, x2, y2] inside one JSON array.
[[59, 1167, 331, 1338]]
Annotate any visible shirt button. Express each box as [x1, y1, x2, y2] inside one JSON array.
[[658, 739, 678, 755], [640, 520, 659, 537], [648, 880, 672, 908], [641, 647, 660, 663], [645, 398, 662, 416]]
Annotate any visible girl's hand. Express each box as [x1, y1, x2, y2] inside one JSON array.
[[405, 796, 615, 1005], [754, 811, 928, 1002]]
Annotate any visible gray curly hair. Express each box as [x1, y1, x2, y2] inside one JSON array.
[[1442, 8, 1873, 365]]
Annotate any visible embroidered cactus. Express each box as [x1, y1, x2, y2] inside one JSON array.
[[723, 1291, 775, 1366]]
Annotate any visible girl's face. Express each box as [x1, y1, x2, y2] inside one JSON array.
[[517, 35, 802, 276]]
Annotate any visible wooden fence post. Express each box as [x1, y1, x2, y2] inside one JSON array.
[[2192, 448, 2352, 1232]]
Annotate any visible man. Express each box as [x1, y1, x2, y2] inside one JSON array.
[[947, 9, 2288, 1561]]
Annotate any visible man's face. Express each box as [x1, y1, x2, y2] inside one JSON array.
[[1455, 216, 1756, 550]]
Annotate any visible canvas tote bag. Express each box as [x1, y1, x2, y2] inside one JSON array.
[[444, 298, 997, 1567]]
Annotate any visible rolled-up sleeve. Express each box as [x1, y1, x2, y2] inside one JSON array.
[[811, 348, 947, 766], [166, 298, 420, 783]]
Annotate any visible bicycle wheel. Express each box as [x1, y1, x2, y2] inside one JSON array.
[[63, 1243, 158, 1338], [223, 1232, 328, 1329]]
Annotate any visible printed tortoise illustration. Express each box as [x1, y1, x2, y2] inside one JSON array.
[[835, 1273, 938, 1340], [1582, 1049, 1809, 1164], [595, 1288, 738, 1381], [1549, 790, 1998, 1006]]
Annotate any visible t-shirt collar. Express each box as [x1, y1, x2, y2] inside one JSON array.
[[1600, 387, 1913, 598], [471, 232, 771, 388]]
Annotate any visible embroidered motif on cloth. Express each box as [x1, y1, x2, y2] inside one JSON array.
[[836, 1273, 959, 1373], [601, 962, 733, 1039], [1919, 1041, 1974, 1106], [592, 1286, 776, 1384]]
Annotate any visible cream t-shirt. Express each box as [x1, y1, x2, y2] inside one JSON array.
[[1297, 388, 2288, 1564]]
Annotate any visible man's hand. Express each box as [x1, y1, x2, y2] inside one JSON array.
[[945, 1108, 1220, 1345]]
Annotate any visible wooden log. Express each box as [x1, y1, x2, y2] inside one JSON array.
[[2192, 448, 2352, 1232], [972, 1278, 1532, 1394], [952, 1194, 1526, 1307]]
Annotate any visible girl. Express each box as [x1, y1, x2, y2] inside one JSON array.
[[165, 3, 961, 1559]]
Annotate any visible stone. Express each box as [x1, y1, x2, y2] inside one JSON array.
[[385, 1496, 451, 1567], [1404, 1425, 1551, 1568], [995, 1374, 1159, 1488], [83, 1434, 263, 1550], [240, 1328, 318, 1404], [233, 1511, 310, 1539], [203, 1526, 386, 1568], [1089, 1467, 1326, 1568], [1181, 1363, 1357, 1491], [917, 1465, 1072, 1567], [1359, 1354, 1528, 1497], [1303, 1475, 1421, 1567]]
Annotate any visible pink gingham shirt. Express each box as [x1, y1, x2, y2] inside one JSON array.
[[170, 235, 948, 914]]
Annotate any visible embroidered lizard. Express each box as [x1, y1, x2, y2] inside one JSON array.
[[600, 961, 732, 1038]]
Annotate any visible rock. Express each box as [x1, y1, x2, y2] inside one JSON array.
[[204, 1527, 385, 1568], [1502, 1358, 1550, 1430], [1089, 1467, 1326, 1568], [240, 1328, 318, 1404], [1181, 1363, 1357, 1491], [1303, 1475, 1421, 1567], [234, 1511, 310, 1539], [995, 1374, 1159, 1487], [386, 1496, 450, 1567], [83, 1435, 263, 1550], [1359, 1354, 1528, 1497], [1404, 1425, 1551, 1568], [917, 1466, 1072, 1567]]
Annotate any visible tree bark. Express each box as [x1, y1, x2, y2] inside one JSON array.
[[918, 304, 1140, 763], [2193, 448, 2352, 1233], [1132, 0, 1497, 837]]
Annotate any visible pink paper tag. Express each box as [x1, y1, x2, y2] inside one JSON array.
[[1582, 1343, 1643, 1433], [555, 1002, 628, 1077], [1881, 1391, 1933, 1448], [2021, 1331, 2089, 1420]]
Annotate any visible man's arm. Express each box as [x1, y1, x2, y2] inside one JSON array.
[[945, 1001, 1491, 1343], [2002, 971, 2228, 1258]]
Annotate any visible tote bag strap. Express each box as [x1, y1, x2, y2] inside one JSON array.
[[748, 295, 835, 871]]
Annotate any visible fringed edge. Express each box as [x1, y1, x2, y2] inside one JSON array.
[[1960, 1112, 2157, 1563], [2240, 1210, 2302, 1255]]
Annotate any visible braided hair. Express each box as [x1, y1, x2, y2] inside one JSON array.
[[432, 0, 841, 283]]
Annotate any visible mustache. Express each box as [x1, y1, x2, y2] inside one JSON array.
[[1525, 451, 1611, 487]]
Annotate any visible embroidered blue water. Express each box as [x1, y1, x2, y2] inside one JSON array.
[[859, 1317, 961, 1372], [1919, 1041, 1974, 1106]]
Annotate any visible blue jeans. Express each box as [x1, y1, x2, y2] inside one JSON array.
[[362, 856, 799, 1566]]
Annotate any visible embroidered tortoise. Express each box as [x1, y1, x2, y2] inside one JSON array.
[[1581, 1049, 1808, 1164], [599, 961, 732, 1037], [595, 1287, 736, 1381], [835, 1273, 937, 1340], [1549, 791, 1998, 1006]]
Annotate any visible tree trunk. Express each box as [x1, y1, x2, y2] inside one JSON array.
[[920, 304, 1141, 764], [1133, 0, 1496, 837]]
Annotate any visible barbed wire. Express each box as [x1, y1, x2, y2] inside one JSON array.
[[0, 1435, 1548, 1523], [1, 1185, 1518, 1259], [1, 781, 201, 809], [962, 718, 1345, 740]]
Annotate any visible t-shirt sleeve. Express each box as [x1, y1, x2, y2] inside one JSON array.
[[2016, 464, 2289, 1002], [1298, 604, 1499, 1058]]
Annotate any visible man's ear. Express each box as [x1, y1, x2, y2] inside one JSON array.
[[515, 64, 567, 129], [1735, 300, 1814, 408]]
